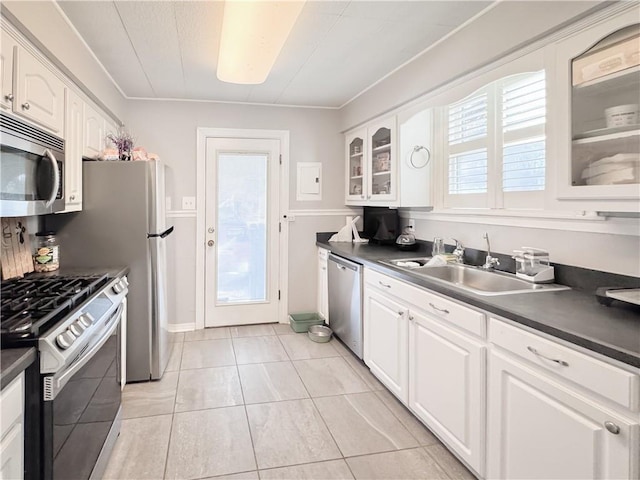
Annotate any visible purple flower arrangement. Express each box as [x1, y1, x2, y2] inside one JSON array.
[[105, 128, 135, 161]]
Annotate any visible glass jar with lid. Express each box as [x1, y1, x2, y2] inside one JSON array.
[[33, 231, 59, 272]]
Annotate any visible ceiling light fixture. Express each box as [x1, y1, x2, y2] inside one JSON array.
[[217, 0, 306, 85]]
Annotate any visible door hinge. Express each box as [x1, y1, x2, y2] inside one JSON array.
[[279, 154, 282, 165], [279, 222, 281, 233], [278, 290, 281, 300]]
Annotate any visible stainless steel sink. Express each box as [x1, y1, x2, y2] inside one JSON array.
[[379, 257, 432, 268], [381, 260, 569, 296]]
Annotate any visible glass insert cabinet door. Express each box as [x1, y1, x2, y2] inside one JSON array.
[[570, 24, 640, 194], [346, 129, 366, 202], [367, 116, 397, 202]]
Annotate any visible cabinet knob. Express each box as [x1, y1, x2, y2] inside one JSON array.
[[207, 240, 215, 247], [397, 311, 404, 316], [604, 421, 620, 435], [5, 93, 13, 102], [408, 315, 414, 321], [22, 102, 30, 110], [70, 194, 76, 201]]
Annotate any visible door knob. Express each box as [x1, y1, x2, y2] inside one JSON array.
[[22, 102, 30, 110], [207, 240, 214, 247]]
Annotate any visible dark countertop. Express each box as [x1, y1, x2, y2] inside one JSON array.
[[317, 240, 640, 368], [1, 348, 36, 390], [0, 266, 129, 389]]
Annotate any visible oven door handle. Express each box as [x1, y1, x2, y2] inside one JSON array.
[[44, 148, 60, 208], [45, 303, 124, 401]]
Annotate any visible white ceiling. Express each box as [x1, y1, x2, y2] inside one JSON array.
[[57, 1, 492, 108]]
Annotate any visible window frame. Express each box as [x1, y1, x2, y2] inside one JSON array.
[[437, 52, 547, 211]]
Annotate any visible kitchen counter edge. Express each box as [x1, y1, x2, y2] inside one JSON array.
[[1, 347, 36, 390], [317, 240, 640, 369]]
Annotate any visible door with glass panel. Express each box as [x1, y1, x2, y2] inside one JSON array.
[[205, 137, 280, 327]]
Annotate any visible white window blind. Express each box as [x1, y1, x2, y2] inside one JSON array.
[[448, 93, 488, 145], [449, 149, 488, 194], [443, 69, 546, 209], [501, 71, 546, 193], [447, 92, 489, 197]]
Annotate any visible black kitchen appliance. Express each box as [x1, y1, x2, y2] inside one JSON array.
[[1, 271, 128, 479], [362, 206, 399, 245]]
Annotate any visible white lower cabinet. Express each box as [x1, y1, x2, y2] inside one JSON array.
[[363, 286, 409, 403], [362, 267, 639, 480], [317, 248, 329, 322], [409, 310, 485, 474], [487, 347, 638, 480], [0, 372, 24, 480]]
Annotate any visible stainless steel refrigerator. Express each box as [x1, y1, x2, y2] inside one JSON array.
[[53, 159, 173, 382]]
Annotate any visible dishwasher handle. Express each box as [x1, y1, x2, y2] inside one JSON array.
[[328, 253, 361, 272]]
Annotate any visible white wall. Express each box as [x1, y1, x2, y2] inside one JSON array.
[[1, 0, 127, 121], [125, 100, 343, 211], [125, 100, 345, 327]]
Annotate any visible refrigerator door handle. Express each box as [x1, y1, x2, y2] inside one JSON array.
[[147, 226, 174, 239]]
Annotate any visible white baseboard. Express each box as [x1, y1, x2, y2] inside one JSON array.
[[168, 323, 195, 333]]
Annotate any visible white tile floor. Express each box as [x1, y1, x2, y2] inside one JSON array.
[[104, 324, 476, 480]]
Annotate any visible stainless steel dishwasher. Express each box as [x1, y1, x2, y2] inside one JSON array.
[[328, 253, 363, 359]]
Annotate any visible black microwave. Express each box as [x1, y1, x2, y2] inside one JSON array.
[[0, 112, 65, 217]]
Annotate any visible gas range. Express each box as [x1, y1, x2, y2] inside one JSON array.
[[1, 270, 129, 480], [1, 273, 111, 346]]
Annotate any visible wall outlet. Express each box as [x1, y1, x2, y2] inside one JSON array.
[[406, 218, 416, 229], [182, 196, 196, 210]]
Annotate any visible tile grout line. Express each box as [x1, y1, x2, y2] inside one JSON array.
[[162, 342, 184, 479], [278, 332, 356, 478], [231, 332, 262, 475]]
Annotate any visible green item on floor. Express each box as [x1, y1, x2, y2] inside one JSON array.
[[288, 312, 325, 333]]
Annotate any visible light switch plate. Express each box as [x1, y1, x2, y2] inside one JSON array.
[[182, 196, 196, 210]]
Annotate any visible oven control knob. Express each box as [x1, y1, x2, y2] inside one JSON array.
[[56, 331, 75, 350], [69, 321, 86, 337], [121, 276, 129, 286], [79, 314, 93, 328], [112, 282, 124, 294]]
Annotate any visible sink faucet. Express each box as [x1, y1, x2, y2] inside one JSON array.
[[451, 238, 465, 263], [482, 232, 500, 270]]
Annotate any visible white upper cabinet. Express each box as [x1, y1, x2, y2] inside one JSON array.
[[345, 110, 433, 207], [397, 106, 433, 207], [367, 117, 397, 203], [13, 45, 65, 137], [83, 102, 105, 159], [62, 89, 83, 212], [345, 116, 397, 205], [345, 128, 368, 203], [1, 30, 17, 112], [554, 9, 640, 211]]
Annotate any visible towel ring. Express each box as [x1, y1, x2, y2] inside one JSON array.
[[409, 145, 431, 169]]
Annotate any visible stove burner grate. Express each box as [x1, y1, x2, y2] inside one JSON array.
[[1, 273, 110, 344]]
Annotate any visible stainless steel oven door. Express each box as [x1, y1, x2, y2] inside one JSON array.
[[0, 113, 64, 217], [42, 304, 123, 480]]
